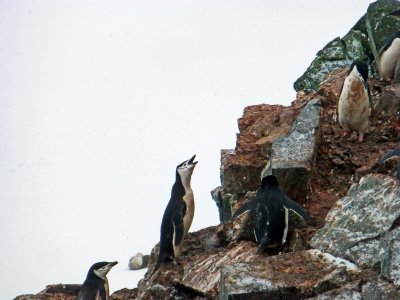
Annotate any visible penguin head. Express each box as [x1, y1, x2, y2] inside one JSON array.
[[87, 261, 118, 281], [261, 175, 279, 187], [349, 60, 368, 81], [176, 155, 197, 180]]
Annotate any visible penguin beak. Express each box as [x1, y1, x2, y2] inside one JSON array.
[[188, 155, 197, 165], [109, 261, 118, 267]]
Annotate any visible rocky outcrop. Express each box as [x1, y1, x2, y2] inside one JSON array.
[[14, 2, 400, 299], [310, 174, 400, 268], [263, 99, 322, 202], [294, 0, 400, 93], [212, 104, 299, 222], [219, 250, 360, 299]]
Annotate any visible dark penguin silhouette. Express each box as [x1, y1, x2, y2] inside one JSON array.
[[76, 261, 118, 300], [157, 155, 197, 268], [376, 31, 400, 82], [252, 175, 309, 252], [380, 146, 400, 180], [337, 60, 372, 142]]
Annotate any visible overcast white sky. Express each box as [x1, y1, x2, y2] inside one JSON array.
[[1, 1, 373, 299]]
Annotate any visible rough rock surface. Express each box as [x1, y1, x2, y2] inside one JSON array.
[[14, 3, 400, 299], [263, 99, 322, 202], [14, 285, 81, 300], [294, 0, 400, 92], [310, 174, 400, 268], [219, 250, 360, 300], [212, 104, 299, 222]]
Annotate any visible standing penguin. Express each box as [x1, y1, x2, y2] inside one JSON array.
[[76, 261, 118, 300], [376, 31, 400, 82], [157, 155, 197, 266], [337, 60, 372, 142], [253, 175, 309, 252]]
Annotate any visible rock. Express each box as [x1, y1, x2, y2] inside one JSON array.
[[374, 83, 400, 118], [263, 99, 322, 202], [294, 0, 400, 93], [365, 0, 400, 56], [128, 252, 149, 270], [219, 249, 360, 300], [307, 283, 361, 300], [13, 284, 81, 300], [361, 277, 400, 299], [211, 185, 235, 222], [231, 209, 255, 242], [212, 104, 297, 223], [380, 227, 400, 285], [310, 174, 400, 268], [110, 288, 138, 300]]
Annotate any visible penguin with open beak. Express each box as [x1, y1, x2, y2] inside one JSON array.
[[156, 155, 197, 268], [76, 261, 118, 300], [337, 60, 372, 143]]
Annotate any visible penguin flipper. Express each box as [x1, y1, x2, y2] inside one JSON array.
[[172, 200, 186, 247], [99, 287, 107, 300], [380, 147, 400, 164], [283, 196, 309, 222]]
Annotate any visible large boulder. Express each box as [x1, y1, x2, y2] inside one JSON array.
[[294, 0, 400, 93], [263, 99, 322, 202], [219, 250, 360, 300], [310, 174, 400, 269]]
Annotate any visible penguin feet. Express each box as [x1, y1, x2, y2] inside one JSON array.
[[357, 133, 364, 143], [341, 129, 350, 138], [172, 257, 181, 266]]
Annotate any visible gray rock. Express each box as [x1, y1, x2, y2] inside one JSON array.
[[129, 252, 149, 270], [211, 186, 234, 222], [310, 174, 400, 268], [219, 249, 359, 300], [380, 227, 400, 285], [365, 0, 400, 57], [361, 277, 400, 299], [294, 0, 400, 92], [307, 283, 361, 300], [374, 83, 400, 117], [263, 99, 321, 202]]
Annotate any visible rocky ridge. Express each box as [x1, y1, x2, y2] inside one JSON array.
[[14, 0, 400, 299]]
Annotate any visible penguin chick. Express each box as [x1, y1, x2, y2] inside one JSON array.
[[76, 261, 118, 300], [337, 60, 372, 142], [376, 31, 400, 82], [380, 146, 400, 180], [253, 175, 309, 253], [157, 155, 197, 267]]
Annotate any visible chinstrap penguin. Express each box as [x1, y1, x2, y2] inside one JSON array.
[[376, 31, 400, 83], [337, 60, 372, 142], [156, 155, 197, 267], [76, 261, 118, 300], [252, 175, 309, 253], [380, 146, 400, 180]]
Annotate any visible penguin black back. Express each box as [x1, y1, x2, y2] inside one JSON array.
[[76, 261, 118, 300], [253, 175, 286, 252]]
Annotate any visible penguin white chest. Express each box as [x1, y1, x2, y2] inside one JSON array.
[[338, 70, 369, 133], [182, 189, 194, 236], [378, 38, 400, 80]]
